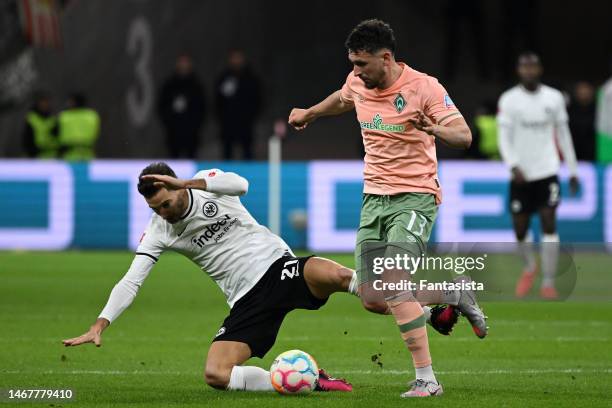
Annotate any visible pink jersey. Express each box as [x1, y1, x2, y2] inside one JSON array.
[[340, 63, 462, 204]]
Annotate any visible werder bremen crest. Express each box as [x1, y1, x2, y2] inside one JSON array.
[[394, 93, 406, 113]]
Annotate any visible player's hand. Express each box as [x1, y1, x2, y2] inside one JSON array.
[[140, 174, 187, 190], [511, 167, 527, 184], [62, 319, 108, 347], [408, 110, 437, 135], [569, 176, 580, 196], [288, 108, 315, 130]]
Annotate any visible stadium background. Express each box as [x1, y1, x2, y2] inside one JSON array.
[[1, 3, 612, 407]]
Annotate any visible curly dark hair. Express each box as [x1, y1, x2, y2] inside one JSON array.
[[137, 162, 177, 198], [345, 19, 396, 54]]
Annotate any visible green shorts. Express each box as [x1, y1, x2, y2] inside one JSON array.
[[355, 192, 438, 284]]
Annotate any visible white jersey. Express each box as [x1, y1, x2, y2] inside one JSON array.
[[497, 84, 578, 181], [99, 169, 292, 323]]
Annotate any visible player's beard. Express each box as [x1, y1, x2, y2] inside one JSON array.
[[167, 194, 188, 224], [363, 79, 377, 89], [360, 72, 383, 89]]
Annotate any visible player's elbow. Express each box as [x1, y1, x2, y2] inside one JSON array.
[[237, 179, 249, 196], [460, 126, 472, 149]]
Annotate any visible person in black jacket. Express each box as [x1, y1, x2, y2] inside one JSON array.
[[158, 54, 206, 159], [215, 50, 262, 160]]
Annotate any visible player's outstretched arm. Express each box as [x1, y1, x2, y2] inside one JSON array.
[[409, 110, 472, 149], [141, 172, 248, 196], [62, 317, 109, 347], [288, 90, 354, 130], [62, 254, 156, 347]]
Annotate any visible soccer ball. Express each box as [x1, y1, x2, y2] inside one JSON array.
[[270, 349, 319, 394]]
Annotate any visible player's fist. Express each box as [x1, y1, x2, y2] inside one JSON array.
[[288, 108, 315, 130]]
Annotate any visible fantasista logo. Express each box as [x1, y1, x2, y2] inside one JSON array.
[[359, 113, 405, 132]]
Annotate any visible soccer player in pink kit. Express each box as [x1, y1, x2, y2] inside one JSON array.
[[289, 19, 487, 397]]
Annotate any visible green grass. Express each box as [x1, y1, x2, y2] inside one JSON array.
[[1, 251, 611, 407]]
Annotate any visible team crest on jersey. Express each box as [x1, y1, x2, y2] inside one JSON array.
[[203, 201, 218, 217], [394, 93, 406, 113]]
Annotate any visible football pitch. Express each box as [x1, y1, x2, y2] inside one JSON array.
[[1, 251, 611, 407]]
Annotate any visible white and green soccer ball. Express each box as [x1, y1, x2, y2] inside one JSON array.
[[270, 349, 319, 394]]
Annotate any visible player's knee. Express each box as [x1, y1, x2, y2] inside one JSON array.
[[361, 298, 388, 314], [204, 365, 231, 390], [335, 267, 353, 290]]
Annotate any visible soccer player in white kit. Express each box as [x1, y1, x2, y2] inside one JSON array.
[[62, 162, 356, 392], [497, 52, 580, 300]]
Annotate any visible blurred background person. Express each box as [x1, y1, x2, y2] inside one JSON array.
[[58, 93, 100, 161], [158, 53, 206, 159], [568, 81, 596, 161], [215, 49, 262, 160], [22, 92, 58, 159], [497, 52, 579, 300], [596, 58, 612, 163]]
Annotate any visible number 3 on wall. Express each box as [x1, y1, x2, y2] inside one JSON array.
[[126, 16, 153, 127]]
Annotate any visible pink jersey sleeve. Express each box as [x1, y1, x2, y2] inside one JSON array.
[[422, 78, 462, 126], [339, 72, 355, 104]]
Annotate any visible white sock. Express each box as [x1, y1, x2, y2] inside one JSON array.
[[415, 364, 437, 384], [423, 306, 432, 323], [348, 270, 359, 296], [518, 236, 537, 271], [227, 366, 274, 391], [541, 233, 559, 288]]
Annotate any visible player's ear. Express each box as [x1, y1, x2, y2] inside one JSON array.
[[381, 50, 393, 65]]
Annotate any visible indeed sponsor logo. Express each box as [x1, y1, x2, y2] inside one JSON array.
[[191, 214, 237, 247]]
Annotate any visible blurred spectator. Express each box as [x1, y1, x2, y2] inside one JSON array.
[[22, 92, 58, 158], [472, 100, 499, 159], [596, 60, 612, 163], [215, 49, 262, 160], [568, 81, 596, 161], [158, 54, 206, 159], [57, 93, 100, 160], [443, 0, 488, 79]]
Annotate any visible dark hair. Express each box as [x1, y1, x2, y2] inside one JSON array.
[[345, 19, 396, 54], [137, 162, 176, 198]]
